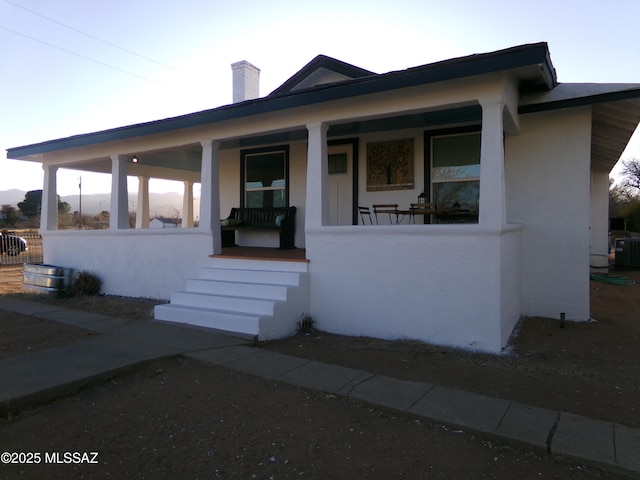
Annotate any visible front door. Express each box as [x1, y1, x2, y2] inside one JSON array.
[[328, 143, 354, 225]]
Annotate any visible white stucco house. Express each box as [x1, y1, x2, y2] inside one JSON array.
[[8, 43, 640, 352]]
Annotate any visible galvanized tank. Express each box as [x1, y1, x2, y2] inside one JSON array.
[[23, 263, 73, 297]]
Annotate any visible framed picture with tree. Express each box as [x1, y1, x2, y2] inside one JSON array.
[[366, 138, 414, 191]]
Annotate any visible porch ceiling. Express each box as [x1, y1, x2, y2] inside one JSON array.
[[327, 105, 482, 137], [58, 143, 203, 181], [214, 105, 483, 150]]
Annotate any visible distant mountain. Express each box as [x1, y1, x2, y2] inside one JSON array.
[[0, 189, 27, 207], [0, 190, 199, 219]]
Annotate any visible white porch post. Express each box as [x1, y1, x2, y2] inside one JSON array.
[[41, 164, 58, 231], [136, 176, 150, 229], [590, 169, 610, 267], [182, 180, 195, 228], [110, 155, 129, 229], [305, 122, 329, 229], [199, 140, 222, 253], [478, 98, 506, 228]]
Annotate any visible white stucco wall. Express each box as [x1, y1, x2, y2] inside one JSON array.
[[41, 229, 214, 299], [506, 107, 592, 321], [306, 225, 521, 353]]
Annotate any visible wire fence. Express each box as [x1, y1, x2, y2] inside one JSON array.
[[0, 230, 44, 265]]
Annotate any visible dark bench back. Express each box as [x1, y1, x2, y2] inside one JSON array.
[[229, 207, 296, 226], [224, 206, 297, 249]]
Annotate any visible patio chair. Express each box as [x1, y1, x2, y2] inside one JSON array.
[[373, 204, 399, 224], [358, 206, 373, 225]]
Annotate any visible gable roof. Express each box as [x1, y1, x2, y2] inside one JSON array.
[[269, 55, 376, 95]]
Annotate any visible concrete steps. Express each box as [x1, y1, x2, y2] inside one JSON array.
[[154, 257, 309, 340]]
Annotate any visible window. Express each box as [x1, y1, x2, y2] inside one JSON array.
[[241, 146, 289, 208], [428, 130, 480, 221], [328, 153, 348, 175]]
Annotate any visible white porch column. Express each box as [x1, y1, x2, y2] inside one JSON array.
[[135, 176, 150, 229], [110, 155, 129, 229], [41, 164, 58, 231], [182, 180, 194, 228], [590, 169, 610, 267], [199, 140, 222, 253], [305, 122, 329, 229], [478, 98, 506, 228]]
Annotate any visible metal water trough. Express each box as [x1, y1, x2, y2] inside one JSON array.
[[23, 263, 73, 297]]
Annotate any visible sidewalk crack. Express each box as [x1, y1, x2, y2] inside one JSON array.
[[343, 373, 375, 398], [407, 384, 436, 411], [496, 402, 512, 431], [546, 412, 561, 454], [273, 359, 313, 379]]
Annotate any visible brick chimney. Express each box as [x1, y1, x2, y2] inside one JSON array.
[[231, 60, 260, 103]]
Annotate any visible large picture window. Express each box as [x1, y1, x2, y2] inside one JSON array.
[[427, 129, 480, 222], [241, 146, 289, 208]]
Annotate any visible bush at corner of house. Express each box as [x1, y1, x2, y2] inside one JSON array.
[[70, 270, 102, 297]]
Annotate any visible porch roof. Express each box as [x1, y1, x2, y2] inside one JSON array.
[[8, 42, 555, 160]]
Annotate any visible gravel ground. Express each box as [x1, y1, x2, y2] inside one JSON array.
[[0, 264, 638, 479]]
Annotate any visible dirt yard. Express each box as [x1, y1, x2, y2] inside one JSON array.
[[0, 264, 638, 479]]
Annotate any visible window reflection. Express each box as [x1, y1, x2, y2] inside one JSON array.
[[431, 131, 480, 222], [243, 149, 287, 208]]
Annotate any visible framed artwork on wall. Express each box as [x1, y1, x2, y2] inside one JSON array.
[[366, 138, 414, 191]]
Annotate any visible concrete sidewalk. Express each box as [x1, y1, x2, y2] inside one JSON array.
[[1, 297, 639, 478]]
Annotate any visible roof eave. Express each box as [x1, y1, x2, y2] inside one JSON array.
[[7, 42, 555, 160]]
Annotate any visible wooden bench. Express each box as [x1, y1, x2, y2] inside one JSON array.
[[221, 207, 297, 249]]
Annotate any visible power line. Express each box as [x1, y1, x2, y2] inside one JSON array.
[[0, 24, 166, 86], [1, 0, 183, 74]]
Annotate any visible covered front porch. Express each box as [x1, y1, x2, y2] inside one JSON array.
[[30, 75, 527, 350]]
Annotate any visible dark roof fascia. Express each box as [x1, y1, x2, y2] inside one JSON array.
[[519, 87, 640, 114], [269, 54, 377, 95], [395, 42, 555, 90], [8, 42, 554, 159]]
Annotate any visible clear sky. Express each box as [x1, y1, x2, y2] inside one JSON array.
[[2, 0, 640, 196]]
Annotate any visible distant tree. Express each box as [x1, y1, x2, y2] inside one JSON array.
[[58, 199, 71, 216], [169, 206, 182, 227], [18, 190, 42, 217], [0, 204, 19, 226], [609, 180, 637, 217], [17, 189, 72, 219], [624, 202, 640, 233], [620, 157, 640, 193]]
